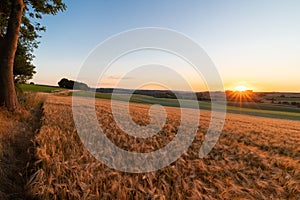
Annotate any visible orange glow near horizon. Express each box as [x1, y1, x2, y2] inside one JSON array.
[[226, 88, 259, 110], [225, 81, 256, 92], [235, 85, 247, 92]]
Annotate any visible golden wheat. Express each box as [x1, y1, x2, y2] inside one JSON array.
[[26, 95, 300, 199], [0, 93, 44, 200]]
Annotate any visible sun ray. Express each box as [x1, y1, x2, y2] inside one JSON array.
[[226, 86, 261, 111]]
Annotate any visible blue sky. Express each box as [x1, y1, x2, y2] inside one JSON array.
[[32, 0, 300, 92]]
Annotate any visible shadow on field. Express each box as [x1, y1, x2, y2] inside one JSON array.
[[0, 97, 44, 200]]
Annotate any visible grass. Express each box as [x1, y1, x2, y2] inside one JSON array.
[[26, 95, 300, 199], [14, 84, 300, 121], [69, 90, 112, 99], [69, 90, 212, 109], [227, 101, 300, 113], [274, 97, 300, 101], [71, 91, 300, 121], [18, 84, 67, 93], [19, 84, 300, 120], [0, 93, 44, 199], [226, 104, 300, 120]]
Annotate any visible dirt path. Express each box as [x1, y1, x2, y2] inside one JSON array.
[[0, 100, 44, 199]]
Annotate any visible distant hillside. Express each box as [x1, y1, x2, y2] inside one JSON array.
[[95, 88, 212, 101]]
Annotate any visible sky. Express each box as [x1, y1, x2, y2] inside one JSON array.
[[32, 0, 300, 92]]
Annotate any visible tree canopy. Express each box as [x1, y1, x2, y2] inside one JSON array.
[[0, 0, 66, 44], [1, 0, 66, 83], [0, 0, 66, 111], [58, 78, 89, 90], [14, 42, 36, 83]]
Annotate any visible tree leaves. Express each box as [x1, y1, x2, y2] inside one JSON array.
[[14, 42, 36, 83], [0, 0, 66, 83]]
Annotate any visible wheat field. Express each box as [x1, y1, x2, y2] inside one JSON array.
[[0, 94, 44, 199], [26, 95, 300, 199]]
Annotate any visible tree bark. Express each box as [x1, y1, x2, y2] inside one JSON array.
[[0, 0, 24, 111]]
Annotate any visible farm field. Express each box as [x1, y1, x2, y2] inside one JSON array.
[[17, 84, 300, 121], [18, 84, 67, 93], [70, 90, 300, 121], [2, 1, 300, 199], [0, 94, 44, 199], [24, 94, 300, 199]]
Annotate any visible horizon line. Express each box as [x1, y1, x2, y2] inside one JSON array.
[[29, 83, 300, 93]]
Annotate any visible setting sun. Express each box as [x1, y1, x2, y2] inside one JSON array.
[[235, 85, 247, 92]]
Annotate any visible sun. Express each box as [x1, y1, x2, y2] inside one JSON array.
[[235, 85, 247, 92]]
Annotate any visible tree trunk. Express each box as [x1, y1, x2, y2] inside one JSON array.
[[0, 0, 24, 111]]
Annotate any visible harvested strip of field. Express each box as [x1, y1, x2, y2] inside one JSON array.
[[27, 95, 300, 199], [0, 94, 44, 200]]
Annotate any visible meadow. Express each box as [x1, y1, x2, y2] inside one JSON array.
[[70, 90, 300, 121], [18, 84, 67, 93], [18, 84, 300, 121], [24, 94, 299, 199]]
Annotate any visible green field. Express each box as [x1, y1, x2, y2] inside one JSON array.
[[71, 91, 300, 121], [274, 97, 300, 101], [18, 84, 300, 120], [227, 101, 300, 113], [18, 84, 67, 93]]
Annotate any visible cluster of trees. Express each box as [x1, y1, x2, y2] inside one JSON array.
[[58, 78, 89, 90], [278, 101, 300, 107], [14, 42, 36, 83], [0, 0, 66, 111]]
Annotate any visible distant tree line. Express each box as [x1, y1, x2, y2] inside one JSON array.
[[95, 88, 212, 101], [58, 78, 89, 90], [278, 101, 300, 107]]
